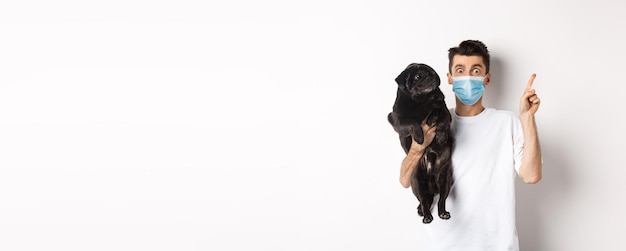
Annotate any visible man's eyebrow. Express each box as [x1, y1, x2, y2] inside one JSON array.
[[471, 64, 484, 69], [453, 64, 465, 69]]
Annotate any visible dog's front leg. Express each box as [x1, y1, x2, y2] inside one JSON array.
[[429, 107, 452, 144], [411, 123, 425, 145], [388, 112, 417, 139]]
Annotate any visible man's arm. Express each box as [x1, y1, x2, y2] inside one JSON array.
[[519, 115, 542, 184], [399, 122, 436, 188], [518, 74, 542, 184]]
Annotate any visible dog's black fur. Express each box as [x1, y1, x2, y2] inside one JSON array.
[[387, 63, 454, 224]]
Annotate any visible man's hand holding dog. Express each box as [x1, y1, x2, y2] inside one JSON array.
[[400, 120, 437, 188]]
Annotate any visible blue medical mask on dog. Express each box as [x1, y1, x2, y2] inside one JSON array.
[[452, 76, 485, 105]]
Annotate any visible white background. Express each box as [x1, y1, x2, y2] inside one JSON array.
[[1, 0, 625, 250]]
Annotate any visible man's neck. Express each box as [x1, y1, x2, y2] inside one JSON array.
[[455, 101, 485, 117]]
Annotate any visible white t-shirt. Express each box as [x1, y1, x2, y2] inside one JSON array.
[[422, 107, 524, 251]]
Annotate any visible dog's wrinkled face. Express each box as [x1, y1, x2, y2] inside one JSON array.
[[395, 63, 441, 98]]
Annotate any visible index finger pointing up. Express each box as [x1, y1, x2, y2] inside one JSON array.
[[526, 73, 537, 90]]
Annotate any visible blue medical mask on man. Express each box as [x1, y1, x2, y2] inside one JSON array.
[[452, 76, 485, 105]]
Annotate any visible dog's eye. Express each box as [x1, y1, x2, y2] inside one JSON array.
[[414, 74, 420, 80]]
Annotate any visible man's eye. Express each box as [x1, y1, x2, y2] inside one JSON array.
[[456, 69, 463, 73], [473, 69, 481, 74]]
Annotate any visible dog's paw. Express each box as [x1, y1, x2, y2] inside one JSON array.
[[411, 125, 425, 144], [417, 205, 424, 216], [415, 136, 425, 145], [422, 216, 433, 224], [439, 211, 451, 220], [412, 132, 425, 144]]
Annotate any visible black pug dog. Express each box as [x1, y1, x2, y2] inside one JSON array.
[[387, 63, 454, 224]]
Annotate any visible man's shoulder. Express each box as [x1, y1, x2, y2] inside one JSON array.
[[487, 108, 516, 117], [485, 108, 520, 123]]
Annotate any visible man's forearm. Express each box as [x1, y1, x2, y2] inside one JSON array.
[[400, 149, 423, 188], [519, 115, 542, 184]]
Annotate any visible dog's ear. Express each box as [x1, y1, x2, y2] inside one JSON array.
[[395, 69, 408, 86], [395, 63, 416, 86]]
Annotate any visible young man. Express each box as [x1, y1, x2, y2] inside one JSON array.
[[399, 40, 542, 250]]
